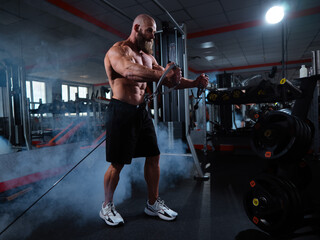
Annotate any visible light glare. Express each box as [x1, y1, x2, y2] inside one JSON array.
[[200, 41, 215, 48], [205, 56, 215, 61], [265, 6, 284, 24]]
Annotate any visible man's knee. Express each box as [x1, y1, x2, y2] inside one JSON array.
[[145, 155, 160, 167], [109, 163, 124, 173]]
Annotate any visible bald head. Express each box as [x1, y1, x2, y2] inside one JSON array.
[[129, 14, 156, 54], [132, 14, 155, 29]]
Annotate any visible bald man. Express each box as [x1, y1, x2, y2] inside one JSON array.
[[101, 14, 208, 226]]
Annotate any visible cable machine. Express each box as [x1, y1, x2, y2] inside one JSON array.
[[152, 13, 207, 179], [0, 60, 31, 150]]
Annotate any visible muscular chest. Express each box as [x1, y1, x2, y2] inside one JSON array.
[[132, 51, 153, 69]]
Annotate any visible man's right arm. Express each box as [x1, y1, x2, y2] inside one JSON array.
[[105, 46, 163, 82]]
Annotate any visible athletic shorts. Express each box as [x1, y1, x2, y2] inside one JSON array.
[[105, 98, 160, 164]]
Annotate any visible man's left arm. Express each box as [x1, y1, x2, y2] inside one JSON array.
[[151, 57, 209, 89], [174, 74, 209, 89]]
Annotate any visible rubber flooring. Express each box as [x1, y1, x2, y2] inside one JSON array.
[[1, 152, 320, 240]]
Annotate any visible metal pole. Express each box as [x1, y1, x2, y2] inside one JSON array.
[[19, 65, 31, 150], [153, 31, 163, 130], [153, 81, 158, 130], [26, 97, 31, 146], [312, 50, 320, 75], [151, 0, 184, 35], [0, 62, 12, 142], [202, 92, 207, 154], [281, 20, 285, 79], [182, 24, 207, 180], [5, 64, 13, 144], [311, 50, 320, 157], [175, 29, 181, 122], [160, 32, 166, 122]]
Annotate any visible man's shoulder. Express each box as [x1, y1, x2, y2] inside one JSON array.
[[108, 41, 132, 55], [114, 40, 133, 50]]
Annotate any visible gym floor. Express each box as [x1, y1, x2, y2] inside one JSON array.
[[1, 151, 320, 240]]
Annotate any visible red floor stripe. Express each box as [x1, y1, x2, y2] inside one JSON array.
[[0, 165, 71, 193]]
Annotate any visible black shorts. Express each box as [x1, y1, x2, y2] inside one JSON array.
[[105, 98, 160, 164]]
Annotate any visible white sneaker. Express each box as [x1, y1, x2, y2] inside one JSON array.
[[99, 202, 124, 226], [144, 197, 178, 221]]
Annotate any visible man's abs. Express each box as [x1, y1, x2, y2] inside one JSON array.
[[110, 78, 147, 105]]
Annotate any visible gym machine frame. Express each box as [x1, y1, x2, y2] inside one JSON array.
[[151, 0, 208, 180]]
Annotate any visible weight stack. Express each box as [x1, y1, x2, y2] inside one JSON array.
[[251, 111, 313, 162]]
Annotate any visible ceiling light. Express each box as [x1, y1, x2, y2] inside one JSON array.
[[265, 6, 284, 24], [200, 41, 215, 48], [205, 56, 215, 61]]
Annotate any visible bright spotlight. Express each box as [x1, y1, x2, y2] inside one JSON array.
[[265, 6, 284, 24]]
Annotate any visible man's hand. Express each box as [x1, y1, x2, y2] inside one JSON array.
[[195, 73, 209, 89], [164, 62, 182, 87], [195, 73, 209, 98]]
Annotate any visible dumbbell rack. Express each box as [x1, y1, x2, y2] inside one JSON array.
[[242, 74, 320, 236], [206, 78, 302, 105]]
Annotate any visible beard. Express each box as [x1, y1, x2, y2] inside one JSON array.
[[137, 31, 154, 55]]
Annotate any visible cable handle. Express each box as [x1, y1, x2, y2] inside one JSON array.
[[154, 63, 178, 94], [146, 63, 179, 102], [196, 74, 208, 98]]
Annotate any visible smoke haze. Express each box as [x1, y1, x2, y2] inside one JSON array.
[[0, 126, 194, 240], [0, 2, 194, 239], [0, 136, 12, 155]]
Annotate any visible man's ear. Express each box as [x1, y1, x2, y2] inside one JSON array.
[[134, 24, 140, 32]]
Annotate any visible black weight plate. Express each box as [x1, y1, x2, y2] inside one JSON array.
[[287, 116, 304, 162], [232, 89, 244, 99], [207, 91, 219, 103], [281, 177, 303, 218], [272, 176, 303, 233], [262, 175, 297, 234], [302, 121, 313, 156], [244, 174, 292, 234], [305, 119, 315, 139], [251, 111, 296, 160]]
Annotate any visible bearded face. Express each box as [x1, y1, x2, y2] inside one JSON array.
[[137, 30, 154, 55]]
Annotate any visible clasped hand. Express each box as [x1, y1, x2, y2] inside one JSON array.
[[196, 73, 209, 89], [164, 62, 182, 87]]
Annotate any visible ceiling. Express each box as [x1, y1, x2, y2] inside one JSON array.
[[0, 0, 320, 85]]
